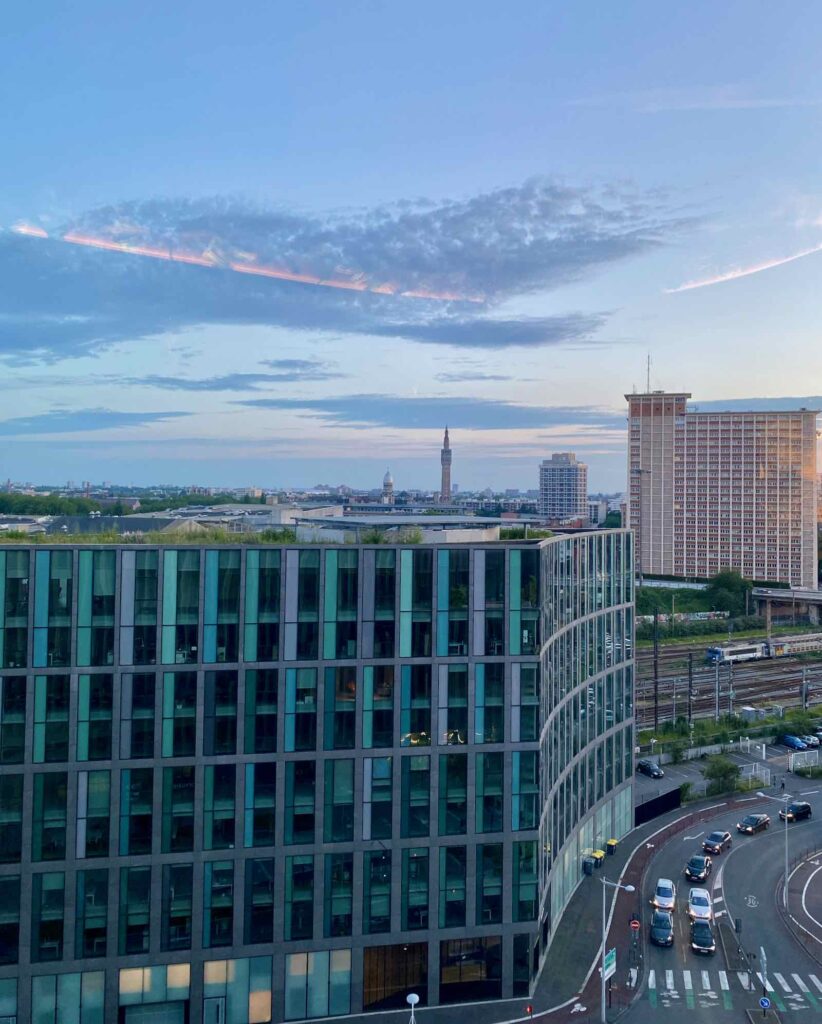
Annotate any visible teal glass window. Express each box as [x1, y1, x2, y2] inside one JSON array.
[[474, 663, 504, 743], [296, 551, 320, 660], [512, 751, 539, 830], [32, 971, 104, 1024], [161, 671, 197, 756], [363, 756, 392, 840], [363, 850, 391, 934], [484, 550, 505, 656], [476, 844, 503, 924], [32, 772, 67, 861], [513, 663, 540, 741], [439, 936, 501, 1003], [77, 549, 115, 667], [323, 667, 356, 750], [203, 956, 273, 1024], [161, 549, 200, 665], [77, 674, 112, 760], [118, 963, 191, 1008], [244, 549, 280, 662], [0, 874, 20, 964], [438, 664, 468, 745], [76, 769, 110, 858], [438, 846, 466, 928], [204, 763, 235, 850], [118, 866, 150, 954], [513, 933, 532, 997], [438, 752, 467, 835], [162, 766, 195, 853], [203, 860, 234, 948], [436, 548, 469, 657], [244, 858, 274, 944], [284, 667, 317, 751], [401, 848, 428, 930], [400, 664, 431, 746], [204, 670, 237, 755], [400, 755, 429, 838], [513, 840, 538, 921], [284, 950, 351, 1021], [33, 674, 69, 762], [244, 669, 278, 753], [285, 761, 315, 844], [373, 550, 396, 658], [133, 549, 159, 666], [33, 550, 72, 668], [323, 759, 354, 842], [120, 672, 155, 758], [75, 868, 108, 958], [285, 855, 314, 940], [475, 752, 503, 833], [119, 768, 153, 856], [323, 853, 353, 938], [362, 665, 393, 748], [519, 549, 540, 654], [244, 762, 276, 847], [0, 773, 23, 863], [162, 863, 193, 951], [411, 549, 433, 657], [0, 675, 25, 763], [323, 550, 358, 660], [31, 871, 65, 962], [0, 979, 14, 1022], [203, 549, 240, 663], [0, 549, 28, 669]]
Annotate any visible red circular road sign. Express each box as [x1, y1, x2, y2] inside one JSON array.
[[630, 919, 641, 931]]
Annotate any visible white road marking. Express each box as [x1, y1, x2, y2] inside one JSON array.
[[801, 789, 820, 795], [701, 970, 710, 990], [809, 974, 822, 994], [793, 975, 811, 994], [719, 971, 729, 991], [738, 972, 753, 990], [683, 832, 705, 840], [683, 971, 692, 991], [773, 972, 792, 993], [649, 970, 656, 991], [757, 973, 775, 993], [666, 970, 675, 991], [738, 796, 758, 802], [713, 895, 724, 904]]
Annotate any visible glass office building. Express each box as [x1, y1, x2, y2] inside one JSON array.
[[0, 532, 633, 1023]]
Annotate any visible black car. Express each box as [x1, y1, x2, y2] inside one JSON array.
[[691, 919, 716, 955], [637, 759, 664, 779], [780, 801, 813, 822], [685, 855, 712, 882], [703, 830, 732, 854], [737, 813, 770, 834], [649, 910, 674, 947]]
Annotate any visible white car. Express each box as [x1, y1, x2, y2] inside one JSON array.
[[802, 735, 820, 748], [651, 878, 677, 912], [688, 887, 712, 922]]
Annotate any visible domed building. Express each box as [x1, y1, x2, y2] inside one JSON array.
[[382, 468, 394, 505]]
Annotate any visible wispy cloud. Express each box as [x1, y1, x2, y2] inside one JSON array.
[[666, 243, 822, 292], [571, 84, 822, 114], [122, 362, 344, 392], [435, 371, 513, 383], [0, 408, 188, 437]]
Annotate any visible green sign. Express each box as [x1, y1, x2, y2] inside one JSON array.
[[604, 948, 616, 981]]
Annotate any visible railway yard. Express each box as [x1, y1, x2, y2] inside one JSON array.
[[635, 636, 822, 729]]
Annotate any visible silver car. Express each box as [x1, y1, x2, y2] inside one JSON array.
[[651, 878, 677, 912], [688, 887, 712, 921]]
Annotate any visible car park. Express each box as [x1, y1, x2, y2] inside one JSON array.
[[651, 878, 676, 912], [637, 759, 664, 779], [703, 830, 732, 854], [684, 855, 712, 882], [737, 813, 770, 834], [688, 888, 713, 921], [649, 910, 674, 947], [780, 801, 813, 822], [783, 735, 808, 751], [690, 919, 716, 955]]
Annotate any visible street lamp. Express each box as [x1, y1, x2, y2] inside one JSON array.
[[601, 878, 636, 1024], [757, 790, 792, 909], [406, 993, 419, 1024]]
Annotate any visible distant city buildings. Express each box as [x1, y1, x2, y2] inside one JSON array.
[[626, 391, 819, 588], [587, 498, 608, 525], [381, 468, 394, 505], [538, 453, 588, 520]]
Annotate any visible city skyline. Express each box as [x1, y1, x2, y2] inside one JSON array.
[[4, 4, 822, 489]]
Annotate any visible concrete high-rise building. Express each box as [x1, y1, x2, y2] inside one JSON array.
[[538, 453, 588, 519], [626, 391, 819, 588], [0, 532, 633, 1023], [440, 427, 452, 502]]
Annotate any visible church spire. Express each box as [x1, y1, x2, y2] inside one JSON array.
[[440, 426, 452, 502]]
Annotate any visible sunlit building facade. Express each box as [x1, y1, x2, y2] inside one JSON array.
[[0, 533, 633, 1024]]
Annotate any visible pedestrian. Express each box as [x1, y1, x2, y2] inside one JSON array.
[[780, 778, 785, 792]]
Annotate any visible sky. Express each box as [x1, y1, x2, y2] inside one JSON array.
[[3, 2, 822, 493]]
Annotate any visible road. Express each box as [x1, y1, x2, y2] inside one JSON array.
[[625, 786, 822, 1023]]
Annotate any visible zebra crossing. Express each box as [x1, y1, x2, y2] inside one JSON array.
[[646, 967, 822, 1011]]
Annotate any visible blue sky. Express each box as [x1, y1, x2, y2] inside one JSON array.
[[3, 1, 822, 491]]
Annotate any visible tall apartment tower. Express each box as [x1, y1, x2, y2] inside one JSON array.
[[440, 426, 452, 501], [538, 453, 588, 519], [626, 391, 819, 588]]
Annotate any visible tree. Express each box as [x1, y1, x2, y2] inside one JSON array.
[[701, 754, 741, 796], [603, 510, 621, 528], [705, 570, 752, 617]]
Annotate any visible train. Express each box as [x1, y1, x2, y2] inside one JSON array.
[[706, 632, 822, 664]]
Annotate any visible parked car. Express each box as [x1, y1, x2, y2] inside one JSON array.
[[637, 759, 664, 779], [690, 919, 716, 955], [684, 855, 712, 882], [651, 878, 677, 912], [783, 735, 808, 751], [737, 813, 770, 834], [688, 888, 713, 922], [649, 910, 674, 947], [802, 735, 821, 748], [780, 801, 813, 822], [703, 830, 733, 854]]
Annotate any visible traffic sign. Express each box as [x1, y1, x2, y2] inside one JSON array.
[[604, 948, 616, 980], [630, 919, 641, 931], [760, 997, 771, 1010]]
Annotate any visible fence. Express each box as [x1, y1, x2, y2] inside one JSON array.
[[739, 737, 767, 759], [739, 761, 772, 787], [790, 749, 820, 772]]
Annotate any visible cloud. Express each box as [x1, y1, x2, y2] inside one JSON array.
[[666, 243, 822, 293], [690, 396, 822, 413], [0, 407, 188, 437], [121, 363, 344, 392], [571, 85, 822, 113], [236, 393, 625, 432], [0, 179, 682, 361], [435, 371, 513, 383]]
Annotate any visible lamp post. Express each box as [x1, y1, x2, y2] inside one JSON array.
[[601, 878, 635, 1024], [407, 993, 419, 1024], [757, 790, 792, 909]]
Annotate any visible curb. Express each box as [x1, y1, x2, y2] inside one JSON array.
[[775, 850, 822, 969]]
